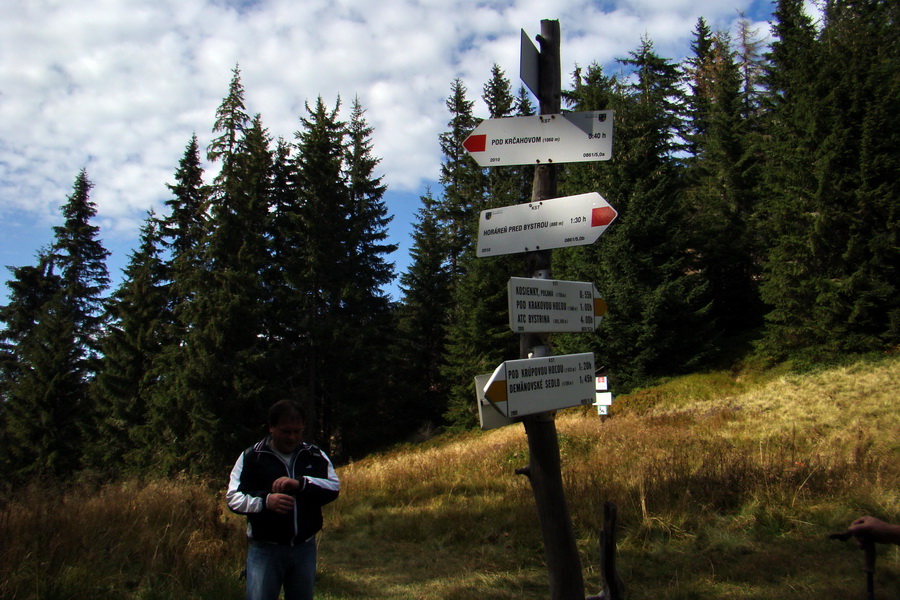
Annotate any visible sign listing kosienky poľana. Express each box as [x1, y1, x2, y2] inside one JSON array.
[[507, 277, 605, 333]]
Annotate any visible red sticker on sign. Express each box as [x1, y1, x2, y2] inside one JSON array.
[[591, 206, 617, 227], [463, 134, 487, 153]]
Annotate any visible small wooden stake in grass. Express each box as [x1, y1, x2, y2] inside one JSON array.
[[597, 501, 624, 600]]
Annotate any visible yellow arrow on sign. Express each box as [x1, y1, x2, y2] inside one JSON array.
[[484, 377, 508, 404]]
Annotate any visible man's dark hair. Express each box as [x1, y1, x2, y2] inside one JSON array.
[[268, 399, 306, 427]]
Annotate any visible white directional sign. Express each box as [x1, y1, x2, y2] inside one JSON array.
[[477, 192, 617, 257], [463, 111, 613, 167], [483, 352, 595, 418], [508, 277, 607, 333]]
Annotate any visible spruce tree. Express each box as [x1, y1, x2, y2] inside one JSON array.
[[1, 170, 109, 478], [148, 68, 271, 473], [441, 66, 520, 428], [89, 212, 167, 473], [155, 132, 209, 353], [784, 0, 900, 354], [207, 65, 249, 167], [395, 190, 453, 431], [683, 28, 763, 345], [0, 255, 61, 369], [50, 169, 111, 371], [757, 0, 833, 358], [841, 0, 900, 349], [556, 43, 712, 391], [141, 136, 210, 471], [189, 110, 273, 469], [683, 18, 715, 158], [160, 133, 209, 266], [336, 97, 398, 454], [436, 78, 485, 277], [0, 253, 73, 479], [291, 96, 362, 453], [265, 137, 306, 404], [3, 289, 84, 479], [293, 96, 346, 446], [344, 96, 397, 299]]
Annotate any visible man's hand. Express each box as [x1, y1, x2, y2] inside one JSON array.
[[266, 492, 295, 514], [849, 516, 900, 546], [272, 476, 302, 493]]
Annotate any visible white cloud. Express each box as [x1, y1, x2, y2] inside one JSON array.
[[1, 0, 772, 297]]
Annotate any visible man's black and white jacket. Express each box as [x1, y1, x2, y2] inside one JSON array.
[[227, 437, 340, 545]]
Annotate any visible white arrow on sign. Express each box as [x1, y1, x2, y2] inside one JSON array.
[[508, 277, 607, 333], [463, 111, 613, 167], [483, 352, 595, 418], [477, 192, 617, 257]]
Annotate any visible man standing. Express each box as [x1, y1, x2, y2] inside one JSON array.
[[227, 400, 340, 600]]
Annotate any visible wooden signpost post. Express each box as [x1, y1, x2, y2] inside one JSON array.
[[466, 20, 618, 600], [518, 21, 582, 600]]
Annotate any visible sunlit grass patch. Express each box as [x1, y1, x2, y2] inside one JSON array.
[[1, 355, 897, 599]]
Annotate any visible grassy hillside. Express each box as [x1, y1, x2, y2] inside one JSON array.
[[2, 355, 898, 599]]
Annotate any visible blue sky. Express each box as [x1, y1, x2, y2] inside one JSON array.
[[0, 0, 794, 304]]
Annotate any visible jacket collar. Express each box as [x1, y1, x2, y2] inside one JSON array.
[[254, 435, 309, 457]]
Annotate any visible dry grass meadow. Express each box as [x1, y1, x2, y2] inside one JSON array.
[[2, 354, 898, 599]]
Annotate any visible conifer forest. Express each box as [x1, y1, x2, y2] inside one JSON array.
[[1, 0, 897, 481]]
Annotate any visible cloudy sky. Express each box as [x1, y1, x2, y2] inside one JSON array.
[[1, 0, 783, 302]]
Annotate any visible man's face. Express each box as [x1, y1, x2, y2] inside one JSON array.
[[269, 418, 305, 454]]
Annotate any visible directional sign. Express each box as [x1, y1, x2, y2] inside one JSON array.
[[483, 352, 595, 418], [508, 277, 607, 333], [477, 192, 617, 257], [463, 111, 613, 167]]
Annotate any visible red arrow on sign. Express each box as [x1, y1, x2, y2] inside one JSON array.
[[463, 134, 487, 153], [592, 206, 616, 227]]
